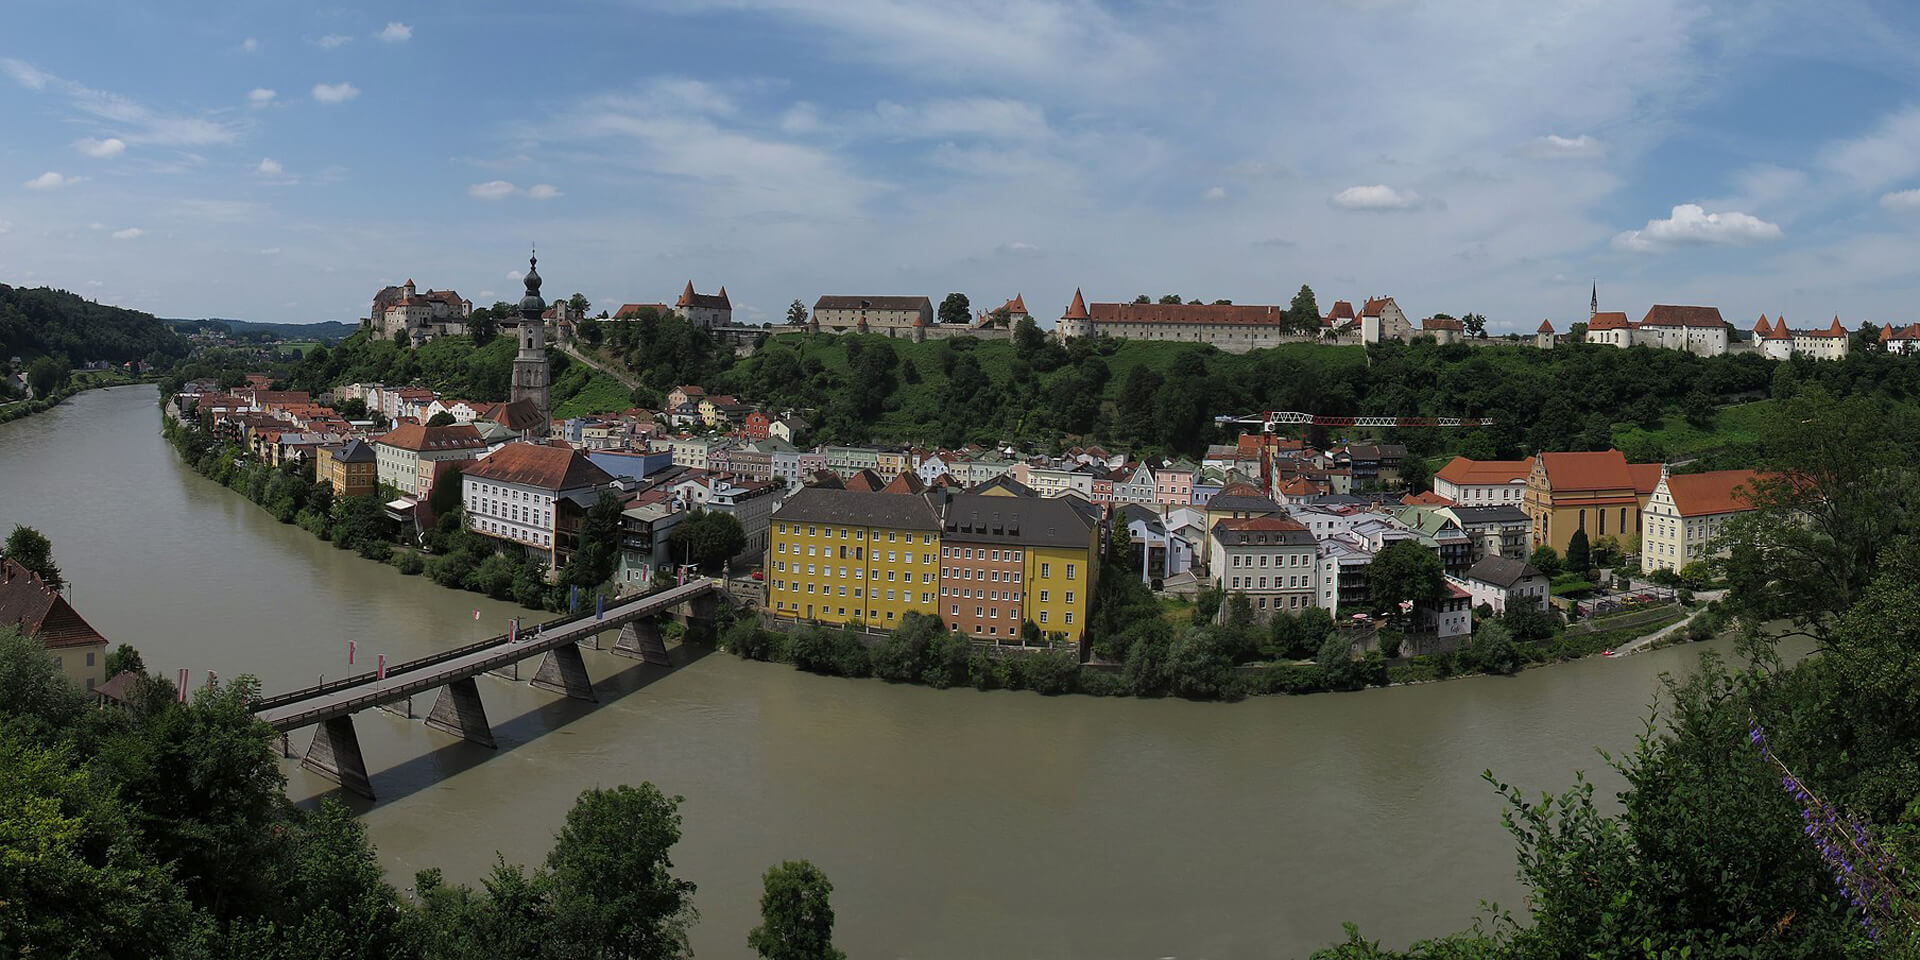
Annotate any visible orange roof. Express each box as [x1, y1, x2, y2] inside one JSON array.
[[1423, 316, 1465, 331], [0, 559, 107, 650], [1800, 316, 1847, 338], [464, 441, 614, 491], [1753, 314, 1771, 333], [1588, 311, 1631, 330], [1362, 297, 1393, 317], [375, 422, 485, 453], [1326, 300, 1357, 322], [1765, 315, 1791, 340], [1663, 469, 1762, 517], [1537, 319, 1555, 333], [1401, 491, 1455, 506], [1235, 434, 1264, 459], [1640, 305, 1725, 328], [1435, 457, 1534, 487], [1063, 289, 1089, 320], [880, 471, 927, 495], [1627, 462, 1663, 495], [1538, 450, 1635, 492], [1088, 302, 1284, 326]]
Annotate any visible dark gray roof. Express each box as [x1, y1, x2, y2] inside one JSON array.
[[331, 439, 376, 463], [1119, 503, 1168, 536], [1465, 555, 1545, 588], [1207, 493, 1282, 514], [942, 493, 1093, 548], [776, 487, 940, 531], [1450, 505, 1530, 524], [972, 474, 1036, 498], [1345, 444, 1407, 460]]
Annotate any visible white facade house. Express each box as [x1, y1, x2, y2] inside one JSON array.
[[1359, 297, 1413, 345], [1640, 467, 1761, 575], [462, 442, 616, 567], [1586, 305, 1730, 356], [372, 423, 485, 496], [704, 478, 786, 562], [1432, 457, 1533, 506], [1456, 555, 1550, 614], [1209, 516, 1321, 617], [1789, 317, 1850, 360]]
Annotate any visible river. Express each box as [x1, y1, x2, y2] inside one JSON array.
[[0, 385, 1743, 958]]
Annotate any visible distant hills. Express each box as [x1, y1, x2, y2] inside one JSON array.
[[162, 317, 362, 343], [0, 284, 190, 364]]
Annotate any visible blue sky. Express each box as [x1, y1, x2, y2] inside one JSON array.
[[6, 0, 1920, 333]]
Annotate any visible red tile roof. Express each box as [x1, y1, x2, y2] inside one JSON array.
[[1588, 311, 1632, 330], [1423, 316, 1465, 331], [1539, 450, 1635, 491], [676, 282, 731, 310], [1402, 491, 1455, 506], [1088, 302, 1285, 326], [1663, 469, 1762, 517], [375, 422, 485, 453], [1537, 319, 1555, 333], [1362, 297, 1393, 317], [1753, 314, 1772, 334], [1799, 316, 1847, 338], [615, 303, 671, 318], [0, 559, 108, 650], [1326, 300, 1357, 322], [464, 442, 614, 491], [1627, 462, 1664, 495], [1640, 305, 1725, 328], [881, 471, 927, 495], [1063, 289, 1090, 320], [1435, 457, 1534, 486]]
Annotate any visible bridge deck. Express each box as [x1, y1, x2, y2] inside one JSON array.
[[254, 579, 714, 733]]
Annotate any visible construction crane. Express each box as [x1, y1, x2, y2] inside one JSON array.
[[1213, 411, 1494, 497], [1215, 411, 1496, 430]]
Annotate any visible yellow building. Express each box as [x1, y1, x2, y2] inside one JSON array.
[[317, 439, 379, 498], [940, 493, 1099, 642], [1640, 467, 1761, 575], [768, 488, 943, 627], [1523, 450, 1662, 554], [0, 558, 109, 692]]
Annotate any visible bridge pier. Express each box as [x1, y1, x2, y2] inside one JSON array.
[[424, 677, 497, 749], [677, 591, 719, 646], [612, 619, 670, 665], [531, 643, 597, 701], [301, 716, 375, 800]]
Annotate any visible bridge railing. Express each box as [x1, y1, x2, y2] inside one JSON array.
[[250, 580, 714, 710]]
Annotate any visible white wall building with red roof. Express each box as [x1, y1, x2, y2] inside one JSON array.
[[1640, 466, 1762, 575], [1433, 457, 1535, 506]]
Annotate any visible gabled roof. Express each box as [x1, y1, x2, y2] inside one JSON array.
[[615, 303, 671, 318], [1537, 319, 1555, 333], [1361, 297, 1395, 317], [1538, 450, 1635, 491], [1402, 491, 1455, 506], [463, 442, 614, 491], [0, 559, 107, 649], [1326, 300, 1357, 322], [843, 469, 884, 493], [333, 438, 377, 463], [973, 474, 1037, 498], [943, 493, 1094, 548], [677, 282, 731, 310], [1663, 469, 1762, 517], [881, 471, 928, 495], [1423, 316, 1465, 331], [1210, 515, 1316, 546], [375, 422, 485, 453], [813, 295, 932, 312], [1628, 462, 1664, 495], [1588, 311, 1632, 330], [1640, 305, 1724, 328], [1465, 555, 1544, 588], [1798, 316, 1847, 339], [1436, 456, 1534, 487]]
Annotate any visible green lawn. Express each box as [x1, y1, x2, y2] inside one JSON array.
[[278, 340, 322, 357], [551, 370, 632, 419], [1610, 400, 1776, 463]]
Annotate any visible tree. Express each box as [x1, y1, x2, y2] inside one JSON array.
[[469, 307, 498, 345], [1461, 312, 1487, 338], [25, 355, 67, 398], [4, 524, 64, 589], [1364, 541, 1444, 617], [545, 784, 699, 960], [668, 511, 746, 570], [428, 463, 465, 517], [1529, 545, 1562, 577], [1565, 527, 1591, 575], [787, 299, 809, 326], [560, 490, 625, 592], [938, 293, 970, 325], [1287, 285, 1321, 334], [569, 293, 591, 317], [748, 860, 847, 960], [1132, 294, 1150, 304], [104, 643, 144, 677], [1013, 316, 1047, 355], [1398, 456, 1430, 493], [427, 411, 457, 427], [1467, 620, 1521, 674], [1157, 294, 1184, 305]]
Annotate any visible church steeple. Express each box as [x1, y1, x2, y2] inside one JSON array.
[[1590, 280, 1598, 319], [510, 250, 550, 431]]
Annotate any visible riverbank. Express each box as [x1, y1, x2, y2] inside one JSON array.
[[0, 369, 160, 424]]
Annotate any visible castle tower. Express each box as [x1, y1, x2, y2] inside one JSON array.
[[512, 254, 550, 426], [1535, 318, 1555, 350]]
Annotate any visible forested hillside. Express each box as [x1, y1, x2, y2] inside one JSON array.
[[0, 284, 191, 365]]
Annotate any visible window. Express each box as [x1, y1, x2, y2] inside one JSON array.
[[1065, 592, 1074, 605], [1039, 611, 1048, 623], [86, 652, 95, 666], [1040, 590, 1050, 602], [1040, 562, 1051, 578], [1064, 612, 1073, 624]]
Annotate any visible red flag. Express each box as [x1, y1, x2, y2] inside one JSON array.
[[377, 654, 386, 680], [348, 639, 356, 665], [176, 668, 188, 703], [509, 619, 517, 643], [473, 609, 481, 621]]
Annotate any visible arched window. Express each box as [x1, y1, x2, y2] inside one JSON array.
[[1578, 508, 1586, 531]]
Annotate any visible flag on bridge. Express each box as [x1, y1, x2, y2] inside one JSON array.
[[570, 583, 579, 614], [509, 619, 518, 644], [473, 609, 481, 621], [377, 654, 386, 680], [349, 639, 356, 665], [175, 668, 188, 703]]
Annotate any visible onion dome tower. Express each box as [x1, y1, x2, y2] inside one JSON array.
[[511, 252, 550, 427]]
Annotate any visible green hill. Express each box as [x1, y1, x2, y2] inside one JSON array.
[[0, 285, 191, 365]]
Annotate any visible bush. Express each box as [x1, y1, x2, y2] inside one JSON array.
[[356, 539, 393, 564], [390, 551, 425, 575], [1677, 589, 1696, 607], [1075, 668, 1124, 697], [1377, 629, 1403, 660], [1009, 649, 1079, 695]]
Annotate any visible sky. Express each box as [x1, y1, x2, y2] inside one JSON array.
[[5, 1, 1920, 333]]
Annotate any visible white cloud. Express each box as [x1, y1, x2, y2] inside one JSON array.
[[259, 247, 282, 255], [1529, 133, 1602, 158], [4, 60, 239, 146], [507, 271, 523, 281], [1203, 185, 1227, 201], [1881, 189, 1920, 212], [0, 58, 50, 90], [1820, 105, 1920, 188], [527, 183, 562, 200], [111, 227, 143, 240], [779, 102, 823, 134], [24, 171, 79, 190], [255, 158, 287, 178], [312, 82, 360, 104], [477, 290, 495, 300], [317, 34, 352, 49], [248, 88, 276, 106], [376, 22, 413, 43], [75, 137, 125, 158], [1330, 184, 1420, 210], [873, 97, 1046, 140], [241, 37, 259, 53], [469, 180, 518, 200], [0, 220, 11, 234], [1611, 203, 1783, 252]]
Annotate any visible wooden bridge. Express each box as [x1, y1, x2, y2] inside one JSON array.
[[251, 579, 720, 799]]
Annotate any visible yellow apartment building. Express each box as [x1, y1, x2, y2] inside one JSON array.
[[768, 488, 942, 627]]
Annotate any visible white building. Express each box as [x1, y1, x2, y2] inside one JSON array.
[[674, 282, 732, 329], [1432, 457, 1533, 506], [1209, 515, 1320, 617], [462, 441, 616, 568], [1455, 555, 1550, 614], [1880, 322, 1920, 354], [1789, 317, 1850, 361], [372, 422, 485, 496], [1587, 305, 1730, 356], [1359, 297, 1413, 345], [1640, 467, 1761, 575], [705, 478, 787, 562]]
